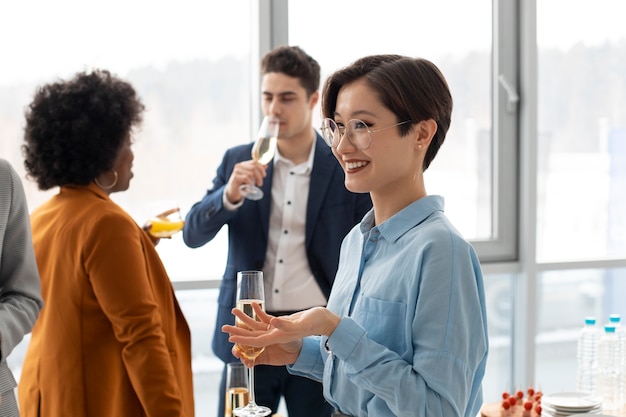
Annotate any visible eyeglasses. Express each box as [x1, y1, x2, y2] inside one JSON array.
[[320, 118, 413, 150]]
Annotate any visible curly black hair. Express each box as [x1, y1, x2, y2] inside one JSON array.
[[22, 69, 145, 190]]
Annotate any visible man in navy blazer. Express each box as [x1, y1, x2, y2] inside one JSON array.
[[183, 46, 371, 417]]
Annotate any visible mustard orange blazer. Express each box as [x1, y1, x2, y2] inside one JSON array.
[[19, 184, 194, 417]]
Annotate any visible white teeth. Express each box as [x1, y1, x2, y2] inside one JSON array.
[[346, 161, 368, 170]]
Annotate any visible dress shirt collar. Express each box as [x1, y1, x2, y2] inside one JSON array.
[[273, 139, 315, 174], [360, 195, 445, 243]]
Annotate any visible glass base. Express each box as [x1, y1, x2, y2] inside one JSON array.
[[233, 404, 272, 416], [239, 184, 264, 201]]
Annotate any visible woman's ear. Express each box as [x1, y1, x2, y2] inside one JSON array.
[[415, 119, 437, 150]]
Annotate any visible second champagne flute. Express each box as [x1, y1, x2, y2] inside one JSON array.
[[233, 271, 271, 417], [225, 362, 249, 417], [239, 116, 279, 201]]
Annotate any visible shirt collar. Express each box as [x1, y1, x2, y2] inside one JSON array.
[[360, 195, 445, 243], [274, 140, 315, 175]]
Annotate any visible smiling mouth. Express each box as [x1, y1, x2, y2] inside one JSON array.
[[345, 161, 369, 170]]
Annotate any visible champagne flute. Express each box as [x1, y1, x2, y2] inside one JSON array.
[[239, 116, 279, 201], [225, 362, 249, 417], [233, 271, 271, 417]]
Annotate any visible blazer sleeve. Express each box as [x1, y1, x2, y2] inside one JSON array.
[[0, 160, 43, 363], [183, 146, 247, 248]]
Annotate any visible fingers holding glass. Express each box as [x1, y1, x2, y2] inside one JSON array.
[[144, 207, 184, 238], [239, 116, 279, 201]]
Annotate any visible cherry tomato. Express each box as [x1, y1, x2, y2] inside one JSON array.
[[516, 390, 524, 399], [527, 387, 535, 397], [508, 396, 517, 406], [502, 400, 511, 410], [535, 404, 542, 415], [502, 391, 510, 399], [524, 401, 533, 411]]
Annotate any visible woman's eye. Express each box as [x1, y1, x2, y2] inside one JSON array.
[[352, 120, 368, 130]]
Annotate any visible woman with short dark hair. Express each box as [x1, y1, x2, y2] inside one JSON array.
[[224, 55, 488, 417]]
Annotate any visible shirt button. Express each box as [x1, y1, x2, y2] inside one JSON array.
[[283, 230, 288, 234], [287, 201, 292, 205], [279, 259, 284, 263], [274, 289, 279, 293]]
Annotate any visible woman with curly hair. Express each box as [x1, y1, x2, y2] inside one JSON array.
[[18, 69, 194, 417]]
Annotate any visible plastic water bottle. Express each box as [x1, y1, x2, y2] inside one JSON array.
[[609, 314, 626, 406], [597, 324, 624, 411], [577, 317, 601, 395]]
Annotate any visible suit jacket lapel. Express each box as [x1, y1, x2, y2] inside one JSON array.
[[306, 136, 338, 247], [259, 161, 274, 241]]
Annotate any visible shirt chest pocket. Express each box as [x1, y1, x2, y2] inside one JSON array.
[[352, 296, 407, 355]]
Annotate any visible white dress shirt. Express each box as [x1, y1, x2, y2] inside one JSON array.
[[262, 145, 326, 311], [222, 144, 327, 311]]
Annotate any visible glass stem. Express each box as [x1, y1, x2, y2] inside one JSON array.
[[248, 364, 257, 407]]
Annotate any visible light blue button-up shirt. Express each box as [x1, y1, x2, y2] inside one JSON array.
[[289, 195, 488, 417]]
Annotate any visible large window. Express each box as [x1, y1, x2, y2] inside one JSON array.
[[289, 0, 519, 262], [1, 1, 253, 414], [532, 0, 626, 394], [536, 0, 626, 262], [0, 0, 254, 283]]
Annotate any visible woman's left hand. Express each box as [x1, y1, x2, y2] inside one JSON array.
[[223, 304, 341, 366]]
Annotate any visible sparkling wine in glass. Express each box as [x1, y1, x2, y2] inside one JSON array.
[[225, 362, 249, 417], [233, 271, 271, 417], [239, 116, 279, 201]]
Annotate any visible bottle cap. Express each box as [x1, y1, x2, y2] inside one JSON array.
[[605, 325, 616, 333], [609, 314, 621, 323], [584, 317, 596, 325]]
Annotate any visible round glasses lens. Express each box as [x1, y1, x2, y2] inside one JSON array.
[[322, 119, 338, 147], [348, 119, 370, 149]]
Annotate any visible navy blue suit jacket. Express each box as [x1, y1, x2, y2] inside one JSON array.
[[183, 134, 372, 362]]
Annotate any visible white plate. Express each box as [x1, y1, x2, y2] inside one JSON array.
[[542, 391, 602, 411], [572, 415, 619, 417], [542, 404, 602, 416]]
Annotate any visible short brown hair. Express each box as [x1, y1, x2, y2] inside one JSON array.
[[261, 45, 320, 97], [321, 55, 452, 171]]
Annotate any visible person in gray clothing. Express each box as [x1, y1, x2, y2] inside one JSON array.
[[0, 158, 43, 416]]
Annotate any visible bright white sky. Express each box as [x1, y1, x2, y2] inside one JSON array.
[[1, 0, 625, 87]]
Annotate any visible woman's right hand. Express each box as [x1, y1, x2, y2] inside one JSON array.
[[142, 207, 183, 246]]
